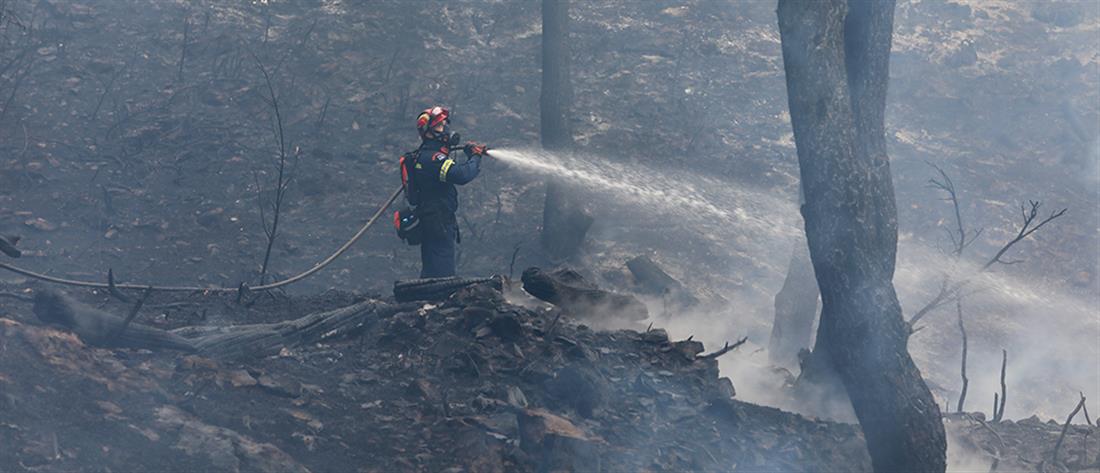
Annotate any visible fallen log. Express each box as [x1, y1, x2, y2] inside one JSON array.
[[521, 267, 647, 321], [34, 289, 414, 360], [173, 299, 413, 360], [32, 289, 196, 352], [393, 276, 502, 302]]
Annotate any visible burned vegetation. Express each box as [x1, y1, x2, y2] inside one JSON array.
[[0, 0, 1097, 472], [0, 281, 870, 472]]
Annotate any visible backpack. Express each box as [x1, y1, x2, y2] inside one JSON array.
[[395, 149, 424, 245], [393, 206, 423, 246]]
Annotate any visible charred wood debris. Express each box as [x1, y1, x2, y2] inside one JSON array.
[[2, 268, 1095, 472], [0, 269, 880, 473]]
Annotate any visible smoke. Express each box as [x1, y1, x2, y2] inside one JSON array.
[[896, 243, 1100, 420], [491, 146, 1099, 424], [945, 423, 995, 473]]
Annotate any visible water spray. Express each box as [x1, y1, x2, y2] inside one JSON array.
[[488, 147, 800, 244]]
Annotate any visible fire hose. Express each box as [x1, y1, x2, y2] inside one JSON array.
[[0, 185, 405, 294]]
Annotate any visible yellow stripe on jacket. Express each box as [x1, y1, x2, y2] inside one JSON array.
[[439, 159, 455, 182]]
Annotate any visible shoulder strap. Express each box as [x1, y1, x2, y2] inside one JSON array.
[[400, 149, 422, 205]]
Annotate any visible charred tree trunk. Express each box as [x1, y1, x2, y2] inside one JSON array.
[[956, 299, 969, 413], [539, 0, 591, 260], [768, 232, 819, 368], [539, 0, 573, 156], [777, 1, 947, 471]]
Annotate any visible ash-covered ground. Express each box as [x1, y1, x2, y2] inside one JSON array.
[[0, 283, 1095, 472], [0, 0, 1097, 471], [0, 283, 872, 472]]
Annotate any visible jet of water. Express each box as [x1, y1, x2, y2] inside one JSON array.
[[490, 147, 801, 245]]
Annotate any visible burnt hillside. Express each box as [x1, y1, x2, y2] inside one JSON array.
[[0, 0, 1097, 471]]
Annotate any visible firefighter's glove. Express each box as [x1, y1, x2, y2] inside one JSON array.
[[463, 142, 488, 157]]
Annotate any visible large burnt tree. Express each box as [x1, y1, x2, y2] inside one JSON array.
[[539, 0, 592, 260], [777, 1, 947, 472]]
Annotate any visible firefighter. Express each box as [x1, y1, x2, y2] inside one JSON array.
[[406, 106, 487, 278]]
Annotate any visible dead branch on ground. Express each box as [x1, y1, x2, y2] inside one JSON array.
[[962, 413, 1004, 472], [1051, 393, 1087, 467], [697, 337, 748, 360], [107, 268, 131, 303], [111, 287, 152, 339], [173, 299, 410, 359]]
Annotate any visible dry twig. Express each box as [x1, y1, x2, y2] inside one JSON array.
[[107, 268, 131, 303], [909, 180, 1067, 328], [982, 201, 1066, 272], [251, 52, 296, 285], [111, 286, 152, 339], [698, 337, 748, 360], [956, 299, 969, 413], [1051, 393, 1087, 466], [963, 413, 1004, 472], [993, 349, 1007, 422]]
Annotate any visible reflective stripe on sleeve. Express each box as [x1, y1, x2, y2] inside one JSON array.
[[439, 159, 455, 182]]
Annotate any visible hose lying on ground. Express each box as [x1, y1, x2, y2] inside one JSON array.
[[0, 185, 405, 294]]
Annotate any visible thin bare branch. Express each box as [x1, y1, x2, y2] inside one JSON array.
[[107, 268, 131, 303], [962, 413, 1004, 472], [909, 275, 955, 327], [252, 170, 271, 239], [981, 202, 1066, 272], [111, 286, 152, 339], [926, 162, 966, 256], [956, 299, 969, 413], [698, 336, 748, 360], [1081, 392, 1092, 427], [251, 52, 290, 285], [909, 182, 1066, 328], [1051, 393, 1087, 466], [994, 349, 1007, 422]]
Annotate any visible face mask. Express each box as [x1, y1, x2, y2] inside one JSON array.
[[433, 125, 461, 148]]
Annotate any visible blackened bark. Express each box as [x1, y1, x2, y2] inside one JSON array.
[[956, 299, 969, 414], [540, 0, 572, 151], [768, 233, 819, 368], [777, 0, 947, 471], [539, 0, 591, 259], [542, 181, 592, 259]]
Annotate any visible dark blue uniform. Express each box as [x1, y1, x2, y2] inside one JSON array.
[[411, 138, 482, 278]]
